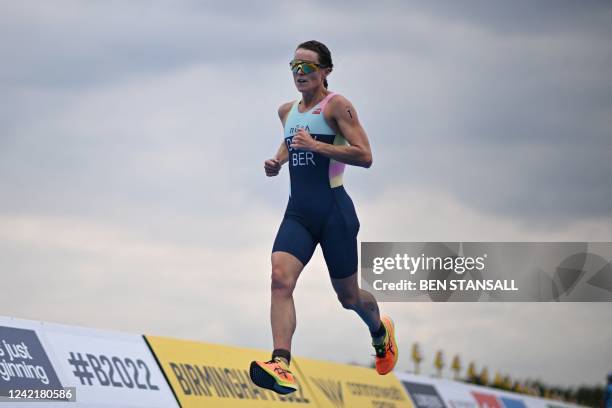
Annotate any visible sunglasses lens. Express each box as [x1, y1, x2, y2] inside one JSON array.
[[301, 64, 315, 74], [290, 60, 318, 74]]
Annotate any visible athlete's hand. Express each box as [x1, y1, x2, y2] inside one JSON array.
[[264, 158, 282, 177], [290, 128, 320, 152]]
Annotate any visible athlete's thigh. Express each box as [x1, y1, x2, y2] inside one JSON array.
[[319, 203, 359, 280], [272, 216, 318, 270], [270, 250, 306, 288]]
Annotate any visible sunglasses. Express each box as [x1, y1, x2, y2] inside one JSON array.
[[289, 59, 322, 74]]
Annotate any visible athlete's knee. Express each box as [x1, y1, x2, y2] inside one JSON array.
[[337, 292, 360, 310], [271, 265, 297, 296]]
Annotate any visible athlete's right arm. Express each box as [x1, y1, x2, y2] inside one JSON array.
[[264, 102, 292, 177]]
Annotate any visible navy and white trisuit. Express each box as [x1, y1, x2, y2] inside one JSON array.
[[272, 92, 360, 279]]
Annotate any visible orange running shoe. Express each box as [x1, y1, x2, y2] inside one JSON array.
[[249, 357, 298, 395], [373, 315, 398, 375]]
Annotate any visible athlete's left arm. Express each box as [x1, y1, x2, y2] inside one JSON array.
[[291, 96, 373, 168]]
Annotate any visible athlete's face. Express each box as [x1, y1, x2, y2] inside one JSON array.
[[292, 48, 329, 93]]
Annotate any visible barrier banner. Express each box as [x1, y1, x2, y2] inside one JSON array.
[[469, 387, 577, 408], [396, 373, 477, 408], [43, 326, 179, 407], [500, 396, 528, 408], [145, 335, 315, 407], [395, 373, 584, 408], [0, 316, 179, 407], [472, 391, 504, 408], [401, 381, 447, 408], [0, 324, 66, 400], [294, 356, 413, 408]]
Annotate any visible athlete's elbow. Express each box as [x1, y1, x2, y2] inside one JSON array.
[[362, 153, 373, 168]]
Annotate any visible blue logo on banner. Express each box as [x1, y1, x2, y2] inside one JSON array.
[[500, 397, 527, 408]]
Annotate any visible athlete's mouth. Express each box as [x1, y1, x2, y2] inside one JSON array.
[[297, 78, 307, 83]]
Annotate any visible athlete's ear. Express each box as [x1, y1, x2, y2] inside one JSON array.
[[322, 67, 332, 82]]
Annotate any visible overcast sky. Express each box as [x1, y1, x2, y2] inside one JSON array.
[[1, 1, 611, 389]]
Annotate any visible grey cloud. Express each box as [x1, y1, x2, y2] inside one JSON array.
[[378, 0, 612, 36], [0, 1, 293, 89], [372, 144, 612, 220], [3, 0, 612, 223]]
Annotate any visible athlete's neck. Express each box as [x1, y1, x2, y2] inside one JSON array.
[[300, 87, 329, 110]]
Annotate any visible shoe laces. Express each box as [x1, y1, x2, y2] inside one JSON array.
[[267, 357, 291, 377]]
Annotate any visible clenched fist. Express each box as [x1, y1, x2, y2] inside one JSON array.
[[264, 158, 282, 177]]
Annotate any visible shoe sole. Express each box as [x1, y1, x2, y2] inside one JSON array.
[[387, 317, 398, 368], [249, 361, 297, 395], [377, 317, 399, 375]]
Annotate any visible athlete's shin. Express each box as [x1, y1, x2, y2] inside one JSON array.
[[270, 264, 298, 351], [270, 290, 295, 351], [355, 289, 382, 333]]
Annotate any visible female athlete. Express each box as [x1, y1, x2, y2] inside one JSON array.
[[249, 40, 398, 395]]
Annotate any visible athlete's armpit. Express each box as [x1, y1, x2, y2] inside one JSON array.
[[278, 101, 294, 126]]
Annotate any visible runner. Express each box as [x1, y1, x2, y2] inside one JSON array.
[[249, 40, 398, 395]]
